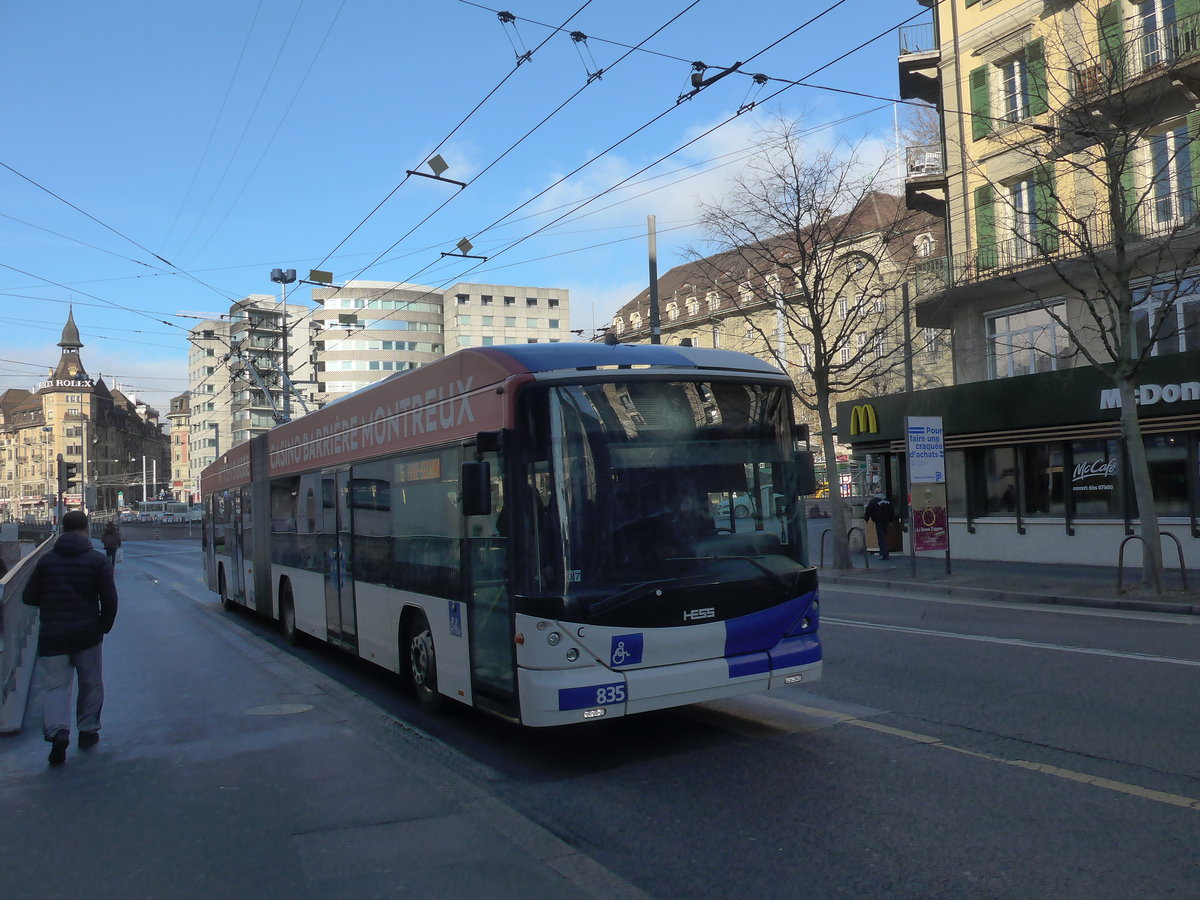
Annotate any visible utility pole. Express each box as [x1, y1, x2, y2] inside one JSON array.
[[271, 268, 298, 421], [647, 215, 661, 344]]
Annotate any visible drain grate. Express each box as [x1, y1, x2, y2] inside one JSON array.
[[245, 703, 314, 716]]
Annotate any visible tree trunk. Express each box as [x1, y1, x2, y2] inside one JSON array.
[[1116, 379, 1166, 594], [817, 396, 853, 570]]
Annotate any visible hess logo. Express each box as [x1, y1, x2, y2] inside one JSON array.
[[683, 607, 715, 622]]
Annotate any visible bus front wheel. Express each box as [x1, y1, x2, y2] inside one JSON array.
[[405, 612, 444, 713], [218, 567, 235, 612], [279, 582, 302, 646]]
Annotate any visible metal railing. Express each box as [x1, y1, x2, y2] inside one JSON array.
[[898, 22, 937, 56], [1117, 532, 1190, 593], [0, 536, 53, 733], [921, 185, 1200, 290], [906, 143, 944, 178]]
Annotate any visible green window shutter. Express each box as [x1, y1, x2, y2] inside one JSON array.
[[1026, 38, 1047, 116], [1118, 137, 1140, 237], [966, 0, 982, 7], [969, 65, 991, 141], [1035, 165, 1059, 254], [975, 183, 997, 270], [1099, 2, 1124, 81]]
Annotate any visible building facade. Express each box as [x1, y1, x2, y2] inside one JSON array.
[[0, 310, 169, 519], [841, 0, 1200, 567], [310, 280, 571, 402], [167, 392, 190, 503], [609, 193, 953, 445]]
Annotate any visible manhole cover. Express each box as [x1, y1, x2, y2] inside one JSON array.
[[245, 703, 314, 716]]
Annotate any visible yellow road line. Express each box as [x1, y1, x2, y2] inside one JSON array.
[[845, 717, 1200, 811]]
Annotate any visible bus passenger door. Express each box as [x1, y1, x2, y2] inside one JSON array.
[[465, 448, 513, 709], [322, 469, 358, 650], [231, 488, 246, 600]]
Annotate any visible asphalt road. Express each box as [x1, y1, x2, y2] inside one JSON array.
[[133, 542, 1200, 899]]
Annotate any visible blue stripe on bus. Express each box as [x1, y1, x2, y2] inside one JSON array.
[[769, 634, 821, 669], [723, 591, 814, 657], [727, 652, 771, 678], [558, 682, 627, 711]]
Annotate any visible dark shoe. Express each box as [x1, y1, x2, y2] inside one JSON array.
[[48, 736, 69, 765], [78, 731, 100, 749]]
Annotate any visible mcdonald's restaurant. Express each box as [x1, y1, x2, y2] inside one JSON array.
[[834, 348, 1200, 568]]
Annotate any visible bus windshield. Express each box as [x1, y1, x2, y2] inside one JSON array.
[[517, 379, 806, 625]]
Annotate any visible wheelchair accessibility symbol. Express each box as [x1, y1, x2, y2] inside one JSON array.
[[610, 634, 643, 667]]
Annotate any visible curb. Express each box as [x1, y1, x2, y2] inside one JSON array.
[[820, 572, 1200, 616]]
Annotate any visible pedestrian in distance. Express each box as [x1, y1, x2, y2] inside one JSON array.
[[863, 492, 896, 561], [101, 520, 122, 565], [22, 510, 118, 765]]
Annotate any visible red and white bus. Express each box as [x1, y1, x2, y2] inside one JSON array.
[[200, 343, 821, 726]]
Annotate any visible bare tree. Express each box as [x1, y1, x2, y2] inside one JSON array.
[[688, 116, 938, 570], [960, 3, 1200, 593]]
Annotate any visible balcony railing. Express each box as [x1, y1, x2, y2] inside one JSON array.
[[906, 143, 944, 178], [1071, 12, 1200, 98], [898, 22, 937, 56], [917, 184, 1200, 291]]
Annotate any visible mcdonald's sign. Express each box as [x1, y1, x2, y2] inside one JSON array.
[[849, 404, 878, 435]]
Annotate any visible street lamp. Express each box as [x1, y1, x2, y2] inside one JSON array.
[[270, 268, 297, 422]]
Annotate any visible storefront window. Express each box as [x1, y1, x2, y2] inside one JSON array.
[[1144, 434, 1190, 515], [986, 302, 1071, 379], [1021, 443, 1065, 516], [980, 447, 1017, 514], [1069, 439, 1123, 517]]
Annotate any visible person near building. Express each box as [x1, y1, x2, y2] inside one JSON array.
[[22, 510, 118, 765], [101, 521, 122, 565], [863, 492, 896, 561]]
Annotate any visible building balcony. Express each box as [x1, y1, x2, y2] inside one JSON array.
[[914, 184, 1200, 321], [1064, 13, 1200, 118], [898, 22, 940, 105], [904, 143, 947, 217]]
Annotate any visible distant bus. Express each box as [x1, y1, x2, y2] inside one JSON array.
[[200, 344, 821, 726], [134, 500, 189, 520]]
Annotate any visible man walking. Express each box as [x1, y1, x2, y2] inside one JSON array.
[[23, 510, 118, 765], [863, 492, 897, 561], [101, 520, 122, 565]]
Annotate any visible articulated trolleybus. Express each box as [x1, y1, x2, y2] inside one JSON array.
[[201, 343, 821, 726]]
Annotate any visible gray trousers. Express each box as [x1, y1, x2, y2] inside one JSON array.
[[40, 643, 104, 740]]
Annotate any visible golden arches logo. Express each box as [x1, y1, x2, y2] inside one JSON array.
[[849, 404, 878, 435]]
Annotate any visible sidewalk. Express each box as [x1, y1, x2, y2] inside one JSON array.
[[819, 554, 1200, 615], [0, 553, 648, 899]]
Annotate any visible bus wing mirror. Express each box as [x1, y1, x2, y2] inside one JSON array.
[[794, 450, 817, 496], [461, 461, 491, 516]]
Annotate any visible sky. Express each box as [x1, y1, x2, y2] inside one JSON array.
[[1, 0, 932, 416]]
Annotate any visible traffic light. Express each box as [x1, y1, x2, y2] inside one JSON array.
[[57, 456, 79, 494]]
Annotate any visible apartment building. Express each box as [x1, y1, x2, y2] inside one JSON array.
[[310, 280, 571, 402], [167, 392, 190, 503], [838, 0, 1200, 567], [186, 295, 316, 496]]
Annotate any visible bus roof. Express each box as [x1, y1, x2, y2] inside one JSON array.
[[201, 343, 786, 492]]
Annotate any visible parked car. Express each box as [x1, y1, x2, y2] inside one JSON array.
[[715, 485, 785, 519]]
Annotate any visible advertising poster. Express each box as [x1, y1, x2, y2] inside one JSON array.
[[912, 483, 949, 552], [906, 417, 949, 559]]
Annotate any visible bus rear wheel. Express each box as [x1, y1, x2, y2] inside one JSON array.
[[405, 612, 444, 713]]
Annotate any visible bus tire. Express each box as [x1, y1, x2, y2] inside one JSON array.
[[279, 581, 302, 646], [405, 611, 444, 713], [218, 567, 235, 612]]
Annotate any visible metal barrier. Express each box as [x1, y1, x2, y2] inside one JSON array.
[[0, 536, 54, 734], [818, 526, 870, 570], [1117, 532, 1190, 593]]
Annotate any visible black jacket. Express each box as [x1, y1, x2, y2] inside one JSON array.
[[23, 532, 118, 656]]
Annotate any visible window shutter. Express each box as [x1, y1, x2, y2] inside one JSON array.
[[1035, 165, 1059, 254], [969, 65, 991, 141], [1189, 111, 1200, 200], [974, 183, 997, 270], [965, 0, 982, 7], [1118, 137, 1140, 237], [1099, 2, 1124, 81], [1026, 38, 1047, 116]]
